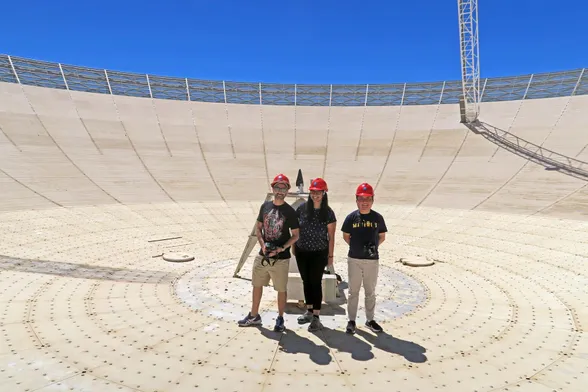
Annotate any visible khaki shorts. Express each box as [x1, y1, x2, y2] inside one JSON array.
[[252, 254, 290, 292]]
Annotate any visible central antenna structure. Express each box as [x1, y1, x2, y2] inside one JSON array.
[[458, 0, 481, 123], [295, 169, 304, 193]]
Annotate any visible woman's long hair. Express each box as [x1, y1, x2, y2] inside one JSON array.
[[306, 192, 330, 223]]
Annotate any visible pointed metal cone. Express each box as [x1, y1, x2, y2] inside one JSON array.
[[295, 169, 304, 194], [295, 169, 303, 187]]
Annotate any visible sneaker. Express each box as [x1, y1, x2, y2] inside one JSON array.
[[274, 315, 285, 332], [238, 312, 261, 327], [345, 320, 356, 334], [308, 316, 323, 332], [297, 311, 313, 324], [366, 320, 383, 333]]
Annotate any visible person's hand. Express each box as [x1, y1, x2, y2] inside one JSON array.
[[269, 247, 283, 257]]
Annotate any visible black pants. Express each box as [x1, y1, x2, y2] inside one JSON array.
[[296, 248, 329, 310]]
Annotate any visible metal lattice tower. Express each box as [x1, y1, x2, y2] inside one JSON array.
[[458, 0, 481, 123]]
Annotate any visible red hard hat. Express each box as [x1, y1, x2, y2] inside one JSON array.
[[309, 178, 328, 192], [356, 182, 374, 196], [271, 173, 290, 188]]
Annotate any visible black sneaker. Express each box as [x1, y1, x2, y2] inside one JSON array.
[[274, 315, 285, 332], [345, 320, 356, 334], [366, 320, 383, 333], [297, 311, 313, 324], [308, 315, 323, 332]]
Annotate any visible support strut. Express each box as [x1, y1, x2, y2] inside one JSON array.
[[458, 0, 481, 123]]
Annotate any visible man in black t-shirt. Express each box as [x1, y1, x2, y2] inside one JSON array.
[[341, 182, 387, 335], [238, 174, 299, 332]]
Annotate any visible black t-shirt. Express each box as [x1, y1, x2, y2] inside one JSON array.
[[257, 201, 299, 259], [341, 209, 388, 260], [295, 202, 337, 252]]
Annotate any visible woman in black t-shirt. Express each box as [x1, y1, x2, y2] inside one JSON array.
[[293, 178, 337, 331]]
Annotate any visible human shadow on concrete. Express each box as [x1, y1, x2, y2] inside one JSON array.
[[258, 323, 427, 365], [355, 328, 427, 363], [0, 255, 175, 284], [258, 326, 332, 365], [317, 327, 375, 361]]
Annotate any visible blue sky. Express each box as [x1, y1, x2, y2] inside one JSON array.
[[2, 0, 587, 84]]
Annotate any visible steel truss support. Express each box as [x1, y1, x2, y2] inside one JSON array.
[[458, 0, 481, 123]]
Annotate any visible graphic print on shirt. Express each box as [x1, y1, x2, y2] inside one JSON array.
[[352, 218, 378, 229], [263, 208, 284, 241]]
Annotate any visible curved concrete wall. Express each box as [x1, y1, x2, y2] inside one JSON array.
[[1, 73, 588, 392], [1, 81, 587, 220]]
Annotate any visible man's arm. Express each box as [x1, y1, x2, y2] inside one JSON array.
[[342, 232, 351, 245], [291, 205, 302, 257], [273, 228, 299, 255], [341, 213, 352, 246], [283, 228, 299, 250], [277, 206, 300, 254], [256, 221, 266, 253], [378, 214, 387, 246], [378, 232, 386, 245]]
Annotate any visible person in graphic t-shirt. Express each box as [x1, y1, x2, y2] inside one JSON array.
[[292, 178, 337, 332], [238, 174, 299, 332], [341, 182, 387, 334]]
